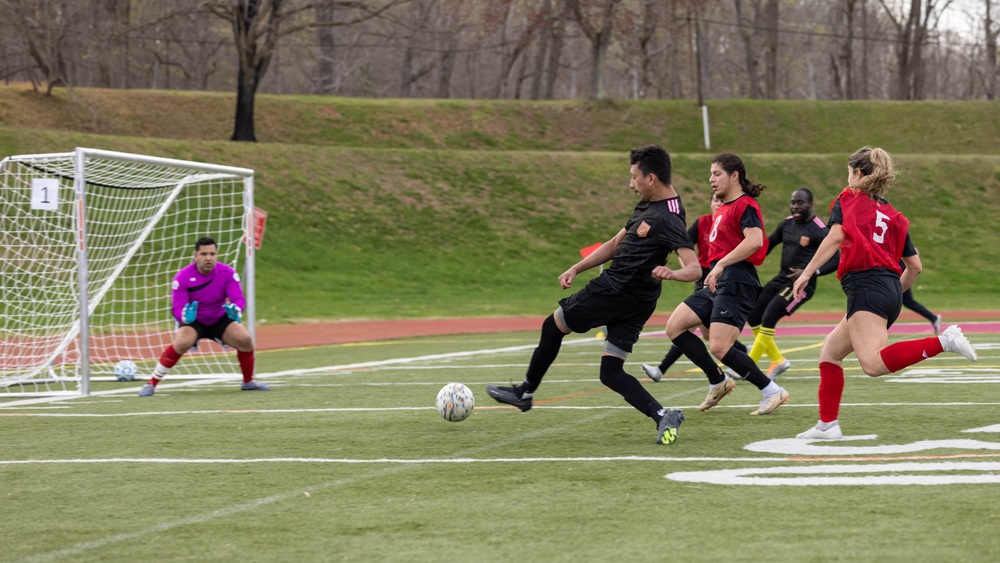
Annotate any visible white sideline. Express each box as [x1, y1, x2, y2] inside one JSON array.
[[0, 337, 603, 409]]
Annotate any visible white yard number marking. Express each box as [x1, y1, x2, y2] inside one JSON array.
[[30, 178, 60, 211], [872, 210, 889, 243]]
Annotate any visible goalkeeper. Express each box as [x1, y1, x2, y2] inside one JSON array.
[[139, 237, 270, 396]]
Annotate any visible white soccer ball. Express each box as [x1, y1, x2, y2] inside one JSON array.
[[113, 360, 138, 382], [436, 383, 475, 422]]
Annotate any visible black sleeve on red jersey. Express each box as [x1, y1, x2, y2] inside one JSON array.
[[901, 231, 917, 257], [739, 206, 764, 231], [829, 199, 843, 225]]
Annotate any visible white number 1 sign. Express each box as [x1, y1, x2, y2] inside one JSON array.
[[31, 178, 60, 211]]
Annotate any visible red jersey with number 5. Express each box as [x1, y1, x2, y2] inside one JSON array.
[[832, 187, 909, 279], [708, 194, 768, 266]]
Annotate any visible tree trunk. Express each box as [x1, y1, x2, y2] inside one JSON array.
[[436, 5, 459, 99], [315, 4, 335, 95], [570, 0, 621, 100], [232, 65, 258, 142], [984, 0, 996, 99], [529, 0, 553, 100], [543, 2, 568, 99], [763, 0, 779, 99], [733, 0, 761, 99]]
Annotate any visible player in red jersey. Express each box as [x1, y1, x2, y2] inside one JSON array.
[[791, 146, 977, 440], [642, 194, 747, 382], [662, 153, 790, 416]]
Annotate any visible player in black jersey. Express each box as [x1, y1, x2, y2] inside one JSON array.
[[747, 188, 838, 379], [486, 145, 701, 445]]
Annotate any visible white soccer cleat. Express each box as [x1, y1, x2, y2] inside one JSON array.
[[750, 388, 789, 415], [796, 421, 843, 440], [939, 325, 977, 362], [641, 363, 664, 383], [699, 376, 736, 411]]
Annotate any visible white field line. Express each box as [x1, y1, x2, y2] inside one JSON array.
[[0, 337, 608, 409], [0, 455, 788, 466], [3, 401, 1000, 417]]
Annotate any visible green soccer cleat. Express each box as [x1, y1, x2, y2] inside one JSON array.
[[656, 409, 685, 445]]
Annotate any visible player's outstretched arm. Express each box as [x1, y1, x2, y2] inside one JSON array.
[[652, 247, 701, 282]]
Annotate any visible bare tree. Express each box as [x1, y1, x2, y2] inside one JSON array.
[[878, 0, 954, 99], [399, 0, 436, 97], [982, 0, 998, 98], [205, 0, 405, 141], [732, 0, 761, 98], [315, 3, 336, 94], [0, 0, 74, 94], [569, 0, 621, 100]]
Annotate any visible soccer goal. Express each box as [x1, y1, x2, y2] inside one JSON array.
[[0, 148, 256, 397]]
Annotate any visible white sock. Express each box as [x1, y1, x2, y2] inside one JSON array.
[[762, 381, 781, 396]]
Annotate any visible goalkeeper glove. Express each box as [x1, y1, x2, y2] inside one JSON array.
[[223, 303, 242, 323], [182, 301, 198, 324]]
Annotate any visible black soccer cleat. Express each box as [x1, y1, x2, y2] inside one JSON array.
[[486, 384, 533, 412]]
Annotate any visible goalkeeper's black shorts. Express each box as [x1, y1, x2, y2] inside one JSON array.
[[181, 315, 236, 346]]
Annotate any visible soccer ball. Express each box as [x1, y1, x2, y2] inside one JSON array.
[[113, 360, 138, 382], [435, 383, 475, 422]]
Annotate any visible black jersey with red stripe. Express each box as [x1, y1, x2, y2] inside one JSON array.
[[605, 196, 693, 300], [767, 213, 830, 275]]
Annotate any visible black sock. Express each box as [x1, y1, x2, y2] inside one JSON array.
[[520, 314, 566, 396], [721, 347, 771, 390], [658, 345, 684, 373], [733, 340, 748, 354], [671, 330, 725, 385], [599, 355, 663, 420]]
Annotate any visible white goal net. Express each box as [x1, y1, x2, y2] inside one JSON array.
[[0, 148, 255, 397]]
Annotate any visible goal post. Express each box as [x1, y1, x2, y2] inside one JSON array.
[[0, 147, 255, 397]]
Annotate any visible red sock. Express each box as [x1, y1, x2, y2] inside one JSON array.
[[148, 346, 183, 386], [237, 350, 255, 383], [818, 362, 845, 423], [160, 346, 182, 368], [879, 337, 943, 373]]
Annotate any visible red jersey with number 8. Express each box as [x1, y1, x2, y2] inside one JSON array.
[[833, 187, 909, 279], [708, 195, 768, 266]]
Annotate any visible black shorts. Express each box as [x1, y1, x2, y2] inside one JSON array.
[[181, 315, 236, 344], [842, 270, 902, 328], [748, 275, 815, 327], [694, 267, 712, 291], [683, 281, 761, 329], [558, 278, 656, 354]]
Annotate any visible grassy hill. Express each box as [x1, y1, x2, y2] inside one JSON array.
[[0, 86, 997, 322]]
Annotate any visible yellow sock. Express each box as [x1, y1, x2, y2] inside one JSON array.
[[748, 325, 764, 361], [758, 327, 785, 364]]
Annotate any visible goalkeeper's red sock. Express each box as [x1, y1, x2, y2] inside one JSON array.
[[148, 345, 182, 386], [879, 337, 943, 373], [237, 350, 255, 383]]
